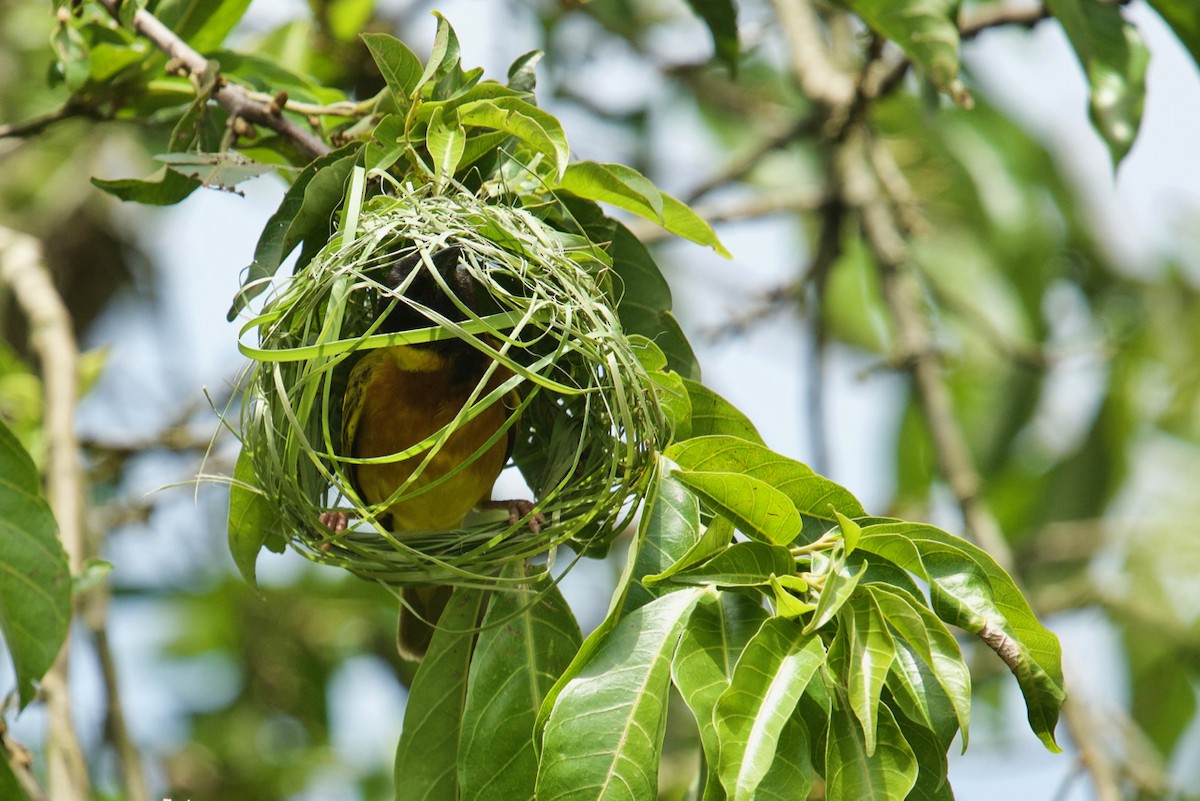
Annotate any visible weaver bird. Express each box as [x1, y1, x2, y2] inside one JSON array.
[[321, 245, 540, 660]]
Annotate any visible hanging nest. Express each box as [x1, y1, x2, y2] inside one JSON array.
[[237, 180, 666, 586]]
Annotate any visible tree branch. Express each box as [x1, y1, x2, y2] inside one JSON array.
[[93, 0, 330, 161], [0, 228, 90, 801]]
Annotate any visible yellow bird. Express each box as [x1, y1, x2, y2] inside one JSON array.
[[322, 246, 538, 660]]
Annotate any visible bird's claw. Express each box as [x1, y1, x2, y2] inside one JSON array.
[[485, 499, 544, 533], [320, 511, 350, 533]]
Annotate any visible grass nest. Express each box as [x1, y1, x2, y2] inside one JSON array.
[[237, 178, 666, 586]]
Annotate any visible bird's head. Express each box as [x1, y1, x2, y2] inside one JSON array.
[[377, 245, 479, 334]]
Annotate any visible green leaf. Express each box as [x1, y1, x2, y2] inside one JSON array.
[[666, 541, 796, 588], [768, 574, 815, 620], [457, 97, 569, 180], [643, 516, 734, 588], [227, 144, 360, 319], [427, 107, 466, 187], [1046, 0, 1149, 166], [670, 468, 802, 546], [869, 584, 970, 748], [839, 593, 896, 754], [857, 521, 1065, 751], [556, 162, 730, 257], [667, 436, 865, 524], [843, 0, 964, 100], [507, 49, 544, 92], [713, 618, 824, 801], [672, 593, 769, 801], [1147, 0, 1200, 70], [825, 700, 917, 801], [156, 152, 276, 190], [835, 510, 861, 555], [0, 419, 70, 709], [623, 472, 704, 613], [683, 0, 739, 72], [803, 556, 866, 634], [892, 707, 953, 801], [753, 714, 815, 801], [416, 12, 464, 95], [91, 167, 202, 206], [536, 588, 704, 801], [362, 32, 424, 99], [459, 570, 582, 801], [558, 161, 664, 222], [395, 588, 488, 801], [227, 446, 286, 588], [681, 379, 764, 445]]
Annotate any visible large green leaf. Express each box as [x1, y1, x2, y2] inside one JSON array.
[[892, 704, 954, 801], [671, 593, 769, 801], [663, 541, 796, 588], [670, 468, 802, 546], [622, 471, 704, 614], [825, 701, 917, 801], [226, 445, 286, 587], [536, 588, 704, 801], [457, 97, 569, 180], [713, 618, 824, 801], [227, 144, 360, 319], [869, 584, 970, 747], [394, 588, 488, 801], [843, 0, 963, 97], [1046, 0, 1149, 166], [459, 573, 581, 801], [838, 593, 896, 754], [557, 162, 731, 257], [362, 32, 424, 100], [1147, 0, 1200, 69], [0, 419, 70, 709], [803, 556, 865, 635], [856, 521, 1065, 751], [752, 713, 816, 801], [667, 436, 865, 523], [680, 379, 764, 445]]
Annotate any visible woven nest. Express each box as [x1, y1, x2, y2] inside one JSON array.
[[237, 181, 665, 586]]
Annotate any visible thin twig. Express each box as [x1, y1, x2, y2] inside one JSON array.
[[683, 117, 818, 205], [0, 228, 89, 801], [0, 102, 90, 140], [0, 719, 49, 801], [93, 0, 330, 161]]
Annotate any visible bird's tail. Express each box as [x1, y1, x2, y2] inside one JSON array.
[[397, 585, 454, 661]]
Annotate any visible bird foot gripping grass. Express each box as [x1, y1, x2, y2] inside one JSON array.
[[234, 178, 667, 588]]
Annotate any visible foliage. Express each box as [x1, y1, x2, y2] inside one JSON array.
[[2, 0, 1199, 800]]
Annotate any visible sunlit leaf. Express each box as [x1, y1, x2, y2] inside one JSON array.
[[839, 593, 896, 754], [713, 618, 824, 801], [460, 572, 581, 801], [427, 106, 466, 186], [825, 700, 917, 801], [670, 467, 802, 546], [681, 379, 764, 445], [666, 541, 796, 588], [457, 97, 569, 179], [857, 521, 1065, 751], [622, 471, 704, 613], [0, 419, 70, 709], [667, 436, 865, 525], [672, 593, 769, 801], [537, 588, 705, 801]]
